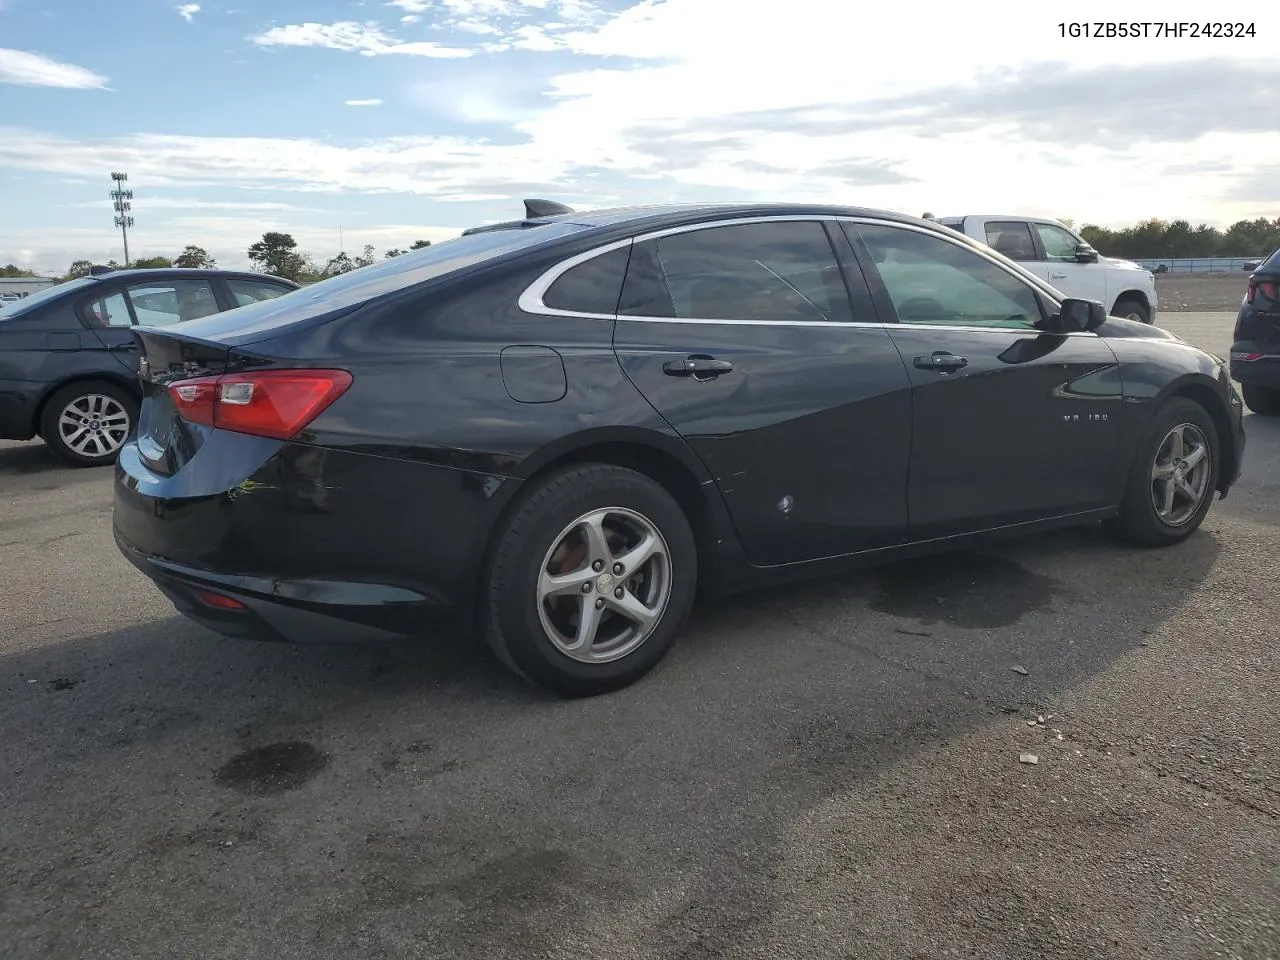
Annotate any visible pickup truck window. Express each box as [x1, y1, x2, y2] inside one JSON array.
[[1033, 223, 1079, 262], [982, 221, 1038, 261]]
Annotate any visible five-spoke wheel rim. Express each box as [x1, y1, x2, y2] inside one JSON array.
[[58, 394, 131, 459], [1150, 422, 1211, 527], [537, 507, 672, 664]]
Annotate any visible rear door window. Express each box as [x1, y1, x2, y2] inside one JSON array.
[[124, 279, 220, 326], [620, 220, 854, 323], [982, 221, 1038, 261], [83, 290, 134, 328]]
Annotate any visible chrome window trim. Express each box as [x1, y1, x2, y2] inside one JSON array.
[[515, 213, 1103, 337], [516, 237, 634, 320]]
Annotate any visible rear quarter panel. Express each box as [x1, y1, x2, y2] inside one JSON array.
[[227, 249, 710, 614]]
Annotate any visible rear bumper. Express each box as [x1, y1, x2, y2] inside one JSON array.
[[112, 437, 518, 643], [1229, 345, 1280, 387], [114, 527, 422, 642]]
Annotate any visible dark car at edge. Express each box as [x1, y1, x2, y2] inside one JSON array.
[[1229, 246, 1280, 415], [111, 201, 1246, 697], [0, 267, 298, 466]]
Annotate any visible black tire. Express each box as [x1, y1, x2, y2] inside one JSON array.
[[481, 463, 698, 697], [1112, 297, 1150, 324], [1111, 398, 1219, 548], [39, 379, 138, 467], [1241, 384, 1280, 416]]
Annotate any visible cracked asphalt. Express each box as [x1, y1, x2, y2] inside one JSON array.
[[1, 312, 1276, 960]]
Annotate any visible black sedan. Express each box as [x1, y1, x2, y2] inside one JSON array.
[[112, 202, 1246, 697], [0, 266, 297, 465], [1230, 246, 1280, 414]]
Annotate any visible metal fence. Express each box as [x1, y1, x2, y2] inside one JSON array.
[[1135, 257, 1260, 274]]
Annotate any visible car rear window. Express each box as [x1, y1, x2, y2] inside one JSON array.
[[1261, 246, 1280, 271], [0, 277, 97, 319], [168, 220, 592, 340]]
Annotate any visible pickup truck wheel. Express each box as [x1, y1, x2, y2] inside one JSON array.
[[1112, 297, 1150, 324]]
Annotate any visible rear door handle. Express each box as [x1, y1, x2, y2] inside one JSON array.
[[663, 356, 734, 377], [1049, 271, 1067, 280], [913, 352, 968, 371]]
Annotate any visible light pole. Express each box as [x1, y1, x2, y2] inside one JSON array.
[[110, 171, 134, 267]]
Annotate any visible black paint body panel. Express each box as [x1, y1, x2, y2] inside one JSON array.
[[110, 204, 1246, 645]]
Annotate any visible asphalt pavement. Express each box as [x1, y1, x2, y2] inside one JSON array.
[[1, 312, 1276, 960]]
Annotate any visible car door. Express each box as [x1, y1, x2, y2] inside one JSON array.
[[1029, 220, 1109, 307], [79, 284, 141, 372], [843, 220, 1123, 540], [611, 217, 913, 566], [82, 277, 222, 373]]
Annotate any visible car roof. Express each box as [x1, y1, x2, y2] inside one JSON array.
[[85, 267, 295, 284], [526, 201, 931, 233]]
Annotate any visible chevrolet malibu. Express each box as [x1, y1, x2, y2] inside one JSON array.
[[113, 201, 1246, 697]]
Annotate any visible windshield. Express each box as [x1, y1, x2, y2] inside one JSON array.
[[0, 277, 95, 319], [169, 220, 591, 341]]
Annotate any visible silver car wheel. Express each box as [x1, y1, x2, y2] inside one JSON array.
[[58, 393, 131, 459], [1150, 422, 1211, 527], [536, 506, 672, 664]]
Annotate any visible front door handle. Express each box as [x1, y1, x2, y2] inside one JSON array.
[[913, 352, 968, 371], [663, 356, 734, 377]]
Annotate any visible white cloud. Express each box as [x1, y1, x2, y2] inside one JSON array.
[[388, 0, 431, 11], [345, 98, 384, 107], [0, 48, 108, 89], [251, 20, 471, 58], [176, 3, 200, 22], [400, 14, 422, 23]]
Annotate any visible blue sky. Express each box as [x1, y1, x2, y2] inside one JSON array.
[[1, 0, 1277, 274]]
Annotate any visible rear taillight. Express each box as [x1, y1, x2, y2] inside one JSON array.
[[168, 369, 352, 440], [1246, 280, 1279, 304]]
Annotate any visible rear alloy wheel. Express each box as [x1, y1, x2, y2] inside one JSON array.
[[1111, 398, 1218, 547], [482, 463, 697, 697], [1112, 297, 1150, 324], [1241, 384, 1280, 416], [40, 380, 138, 467]]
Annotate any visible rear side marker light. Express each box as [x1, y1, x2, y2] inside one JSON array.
[[194, 588, 247, 610], [1232, 352, 1263, 362], [168, 369, 353, 440]]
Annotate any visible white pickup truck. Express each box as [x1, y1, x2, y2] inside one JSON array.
[[937, 215, 1158, 324]]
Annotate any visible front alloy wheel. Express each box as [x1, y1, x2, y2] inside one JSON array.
[[1149, 423, 1212, 527], [1112, 397, 1219, 547]]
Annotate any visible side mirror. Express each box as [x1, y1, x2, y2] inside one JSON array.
[[1243, 261, 1260, 272], [1075, 243, 1099, 264], [1049, 298, 1107, 333]]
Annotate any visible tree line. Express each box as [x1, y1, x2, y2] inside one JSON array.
[[244, 233, 433, 282], [14, 235, 434, 284], [1069, 217, 1280, 261]]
